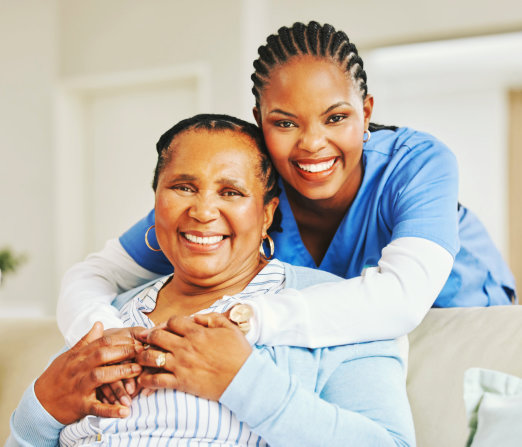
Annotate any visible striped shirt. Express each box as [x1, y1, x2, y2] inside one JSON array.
[[60, 260, 286, 447]]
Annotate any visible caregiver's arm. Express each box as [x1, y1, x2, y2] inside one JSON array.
[[246, 134, 458, 346], [57, 238, 160, 346], [59, 235, 451, 348], [246, 236, 453, 347]]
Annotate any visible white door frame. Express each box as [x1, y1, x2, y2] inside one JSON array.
[[53, 64, 211, 280]]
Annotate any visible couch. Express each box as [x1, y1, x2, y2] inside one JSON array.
[[2, 306, 522, 446]]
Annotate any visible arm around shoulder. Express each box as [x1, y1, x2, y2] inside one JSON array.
[[245, 237, 453, 347], [57, 238, 159, 346]]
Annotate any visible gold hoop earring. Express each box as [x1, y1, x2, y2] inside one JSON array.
[[363, 130, 371, 143], [259, 235, 275, 260], [145, 225, 162, 252]]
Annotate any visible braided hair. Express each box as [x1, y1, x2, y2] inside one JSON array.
[[252, 21, 397, 133], [152, 113, 282, 232]]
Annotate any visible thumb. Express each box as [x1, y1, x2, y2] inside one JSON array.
[[72, 321, 104, 351], [193, 312, 236, 329]]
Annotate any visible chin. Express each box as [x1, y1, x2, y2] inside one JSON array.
[[298, 184, 342, 202]]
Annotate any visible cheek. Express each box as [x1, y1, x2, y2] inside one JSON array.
[[263, 128, 290, 160], [232, 201, 266, 239], [154, 193, 181, 233]]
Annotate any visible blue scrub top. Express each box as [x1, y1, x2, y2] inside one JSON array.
[[120, 127, 515, 307]]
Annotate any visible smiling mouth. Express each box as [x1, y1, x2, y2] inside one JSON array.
[[182, 233, 226, 245], [295, 157, 337, 174]]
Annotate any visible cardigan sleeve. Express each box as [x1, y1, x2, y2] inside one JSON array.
[[220, 341, 414, 447], [7, 381, 64, 447]]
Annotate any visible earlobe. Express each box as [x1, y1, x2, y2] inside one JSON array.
[[253, 107, 261, 127], [263, 197, 279, 233]]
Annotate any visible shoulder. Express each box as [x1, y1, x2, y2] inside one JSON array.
[[280, 262, 343, 290], [364, 127, 458, 194], [366, 126, 456, 163]]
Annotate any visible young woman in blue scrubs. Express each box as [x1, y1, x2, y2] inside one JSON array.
[[58, 22, 516, 352]]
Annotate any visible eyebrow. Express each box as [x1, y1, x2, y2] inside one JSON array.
[[166, 174, 249, 194], [322, 101, 352, 115], [167, 174, 197, 183], [268, 108, 297, 118], [268, 101, 352, 118], [216, 177, 249, 194]]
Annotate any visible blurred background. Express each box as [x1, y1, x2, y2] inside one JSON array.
[[1, 0, 521, 317]]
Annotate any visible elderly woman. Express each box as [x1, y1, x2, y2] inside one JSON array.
[[9, 114, 414, 446]]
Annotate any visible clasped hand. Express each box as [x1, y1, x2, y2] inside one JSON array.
[[135, 312, 252, 401], [36, 313, 251, 425]]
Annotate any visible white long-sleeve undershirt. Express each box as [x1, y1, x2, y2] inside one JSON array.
[[245, 237, 453, 347], [57, 239, 160, 347], [58, 237, 452, 348]]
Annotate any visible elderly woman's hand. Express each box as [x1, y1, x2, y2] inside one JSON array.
[[136, 313, 252, 401], [97, 326, 147, 407], [34, 322, 144, 425]]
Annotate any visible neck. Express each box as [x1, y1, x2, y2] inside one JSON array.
[[147, 258, 268, 324]]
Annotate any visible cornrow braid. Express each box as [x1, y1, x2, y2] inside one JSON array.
[[251, 21, 369, 107]]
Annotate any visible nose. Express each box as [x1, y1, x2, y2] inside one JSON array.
[[187, 191, 220, 222], [297, 123, 327, 153]]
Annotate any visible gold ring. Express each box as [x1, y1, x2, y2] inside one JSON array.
[[155, 352, 166, 368]]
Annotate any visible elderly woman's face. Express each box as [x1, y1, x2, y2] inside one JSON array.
[[154, 129, 278, 286]]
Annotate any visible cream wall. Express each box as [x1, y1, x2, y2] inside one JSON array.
[[264, 0, 522, 47], [1, 0, 521, 318], [0, 0, 58, 316]]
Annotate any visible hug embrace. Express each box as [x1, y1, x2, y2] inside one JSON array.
[[8, 21, 515, 447]]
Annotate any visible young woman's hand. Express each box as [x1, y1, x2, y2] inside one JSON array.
[[135, 313, 252, 401], [34, 322, 144, 425]]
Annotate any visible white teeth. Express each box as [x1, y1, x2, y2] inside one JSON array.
[[184, 234, 224, 245], [297, 158, 335, 173]]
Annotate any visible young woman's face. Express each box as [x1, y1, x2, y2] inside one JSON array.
[[255, 56, 373, 204], [154, 129, 278, 287]]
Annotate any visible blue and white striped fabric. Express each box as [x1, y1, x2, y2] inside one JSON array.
[[60, 260, 286, 447]]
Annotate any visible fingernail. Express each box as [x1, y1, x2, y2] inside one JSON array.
[[119, 406, 130, 418], [121, 396, 132, 407], [142, 388, 153, 397], [126, 382, 135, 394], [131, 364, 142, 374]]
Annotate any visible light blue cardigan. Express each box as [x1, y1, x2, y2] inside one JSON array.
[[8, 262, 415, 446]]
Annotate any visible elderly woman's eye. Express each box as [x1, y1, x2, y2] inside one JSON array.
[[173, 185, 194, 193], [222, 189, 243, 197]]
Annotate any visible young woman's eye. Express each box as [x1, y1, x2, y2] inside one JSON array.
[[326, 114, 347, 124], [275, 120, 296, 128]]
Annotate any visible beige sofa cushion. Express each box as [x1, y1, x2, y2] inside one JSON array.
[[0, 318, 63, 443], [407, 306, 522, 447]]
